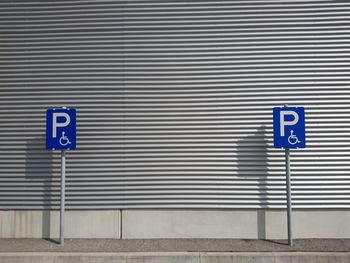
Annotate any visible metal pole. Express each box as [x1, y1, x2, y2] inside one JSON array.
[[60, 150, 66, 245], [285, 148, 293, 246]]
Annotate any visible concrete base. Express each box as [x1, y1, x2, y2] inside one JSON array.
[[122, 210, 350, 239], [0, 209, 349, 239], [0, 252, 349, 263], [0, 210, 120, 238]]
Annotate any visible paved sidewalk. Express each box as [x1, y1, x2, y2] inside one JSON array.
[[0, 239, 349, 252]]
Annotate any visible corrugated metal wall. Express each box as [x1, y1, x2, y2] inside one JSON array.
[[0, 0, 349, 209]]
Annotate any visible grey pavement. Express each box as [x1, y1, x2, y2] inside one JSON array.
[[0, 239, 349, 252]]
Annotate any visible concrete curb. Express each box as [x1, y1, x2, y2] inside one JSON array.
[[0, 252, 349, 263]]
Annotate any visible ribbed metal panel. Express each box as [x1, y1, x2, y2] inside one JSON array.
[[0, 0, 349, 209]]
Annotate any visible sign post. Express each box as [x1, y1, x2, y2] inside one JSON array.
[[46, 108, 76, 245], [285, 147, 292, 246], [273, 106, 305, 246], [60, 149, 66, 245]]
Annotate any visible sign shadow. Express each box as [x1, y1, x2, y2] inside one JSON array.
[[25, 136, 55, 240], [236, 125, 269, 240]]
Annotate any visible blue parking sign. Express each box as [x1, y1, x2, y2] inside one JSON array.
[[46, 108, 76, 150], [273, 107, 305, 149]]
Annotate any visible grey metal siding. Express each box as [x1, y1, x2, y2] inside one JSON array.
[[0, 0, 349, 209]]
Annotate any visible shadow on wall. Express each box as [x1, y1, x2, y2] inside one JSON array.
[[237, 125, 269, 240], [25, 136, 54, 239]]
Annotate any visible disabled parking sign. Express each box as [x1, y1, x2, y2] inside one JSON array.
[[273, 107, 305, 149], [46, 108, 76, 150]]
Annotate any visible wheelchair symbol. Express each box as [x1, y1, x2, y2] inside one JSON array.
[[287, 130, 300, 145], [59, 131, 71, 146]]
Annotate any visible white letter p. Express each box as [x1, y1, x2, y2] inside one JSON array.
[[280, 111, 299, 137], [52, 112, 70, 138]]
